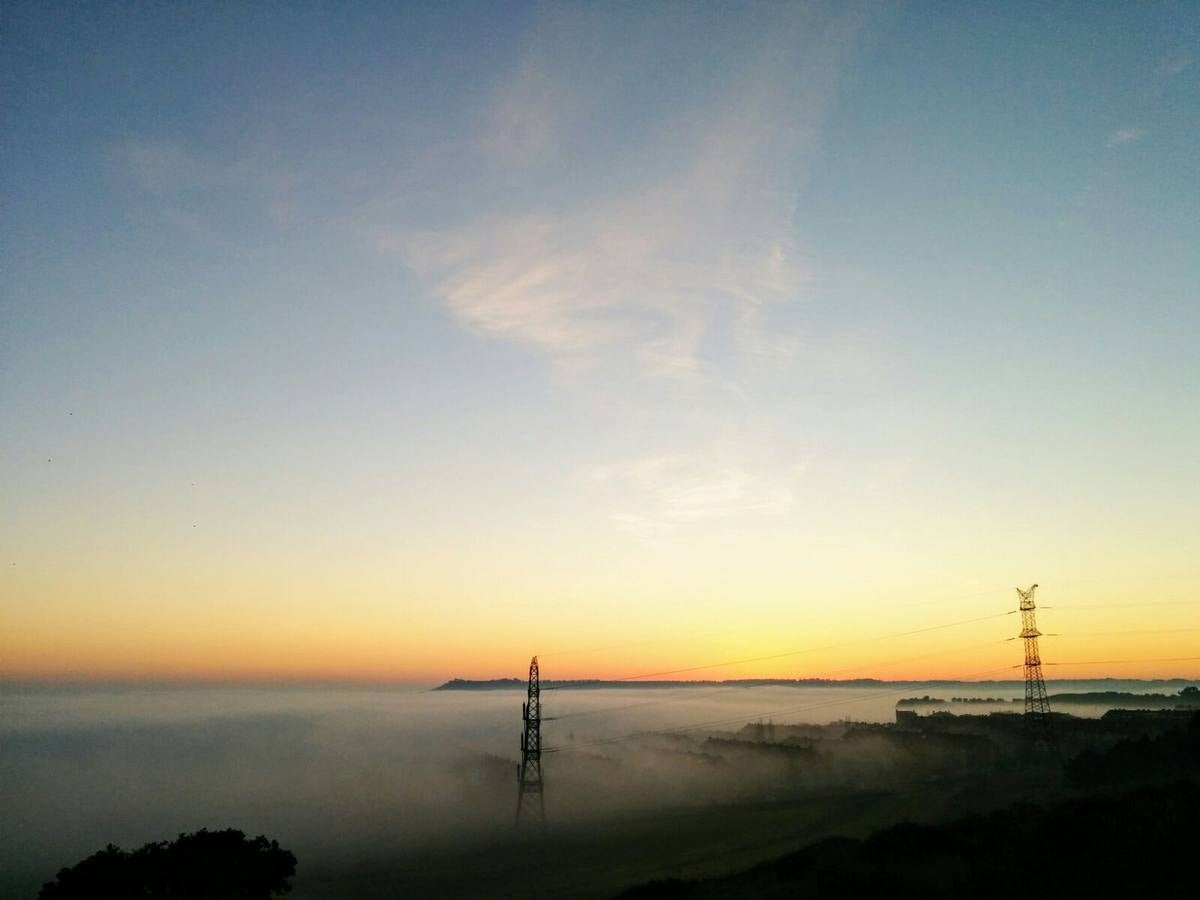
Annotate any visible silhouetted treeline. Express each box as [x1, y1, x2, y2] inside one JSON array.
[[1067, 710, 1200, 786], [618, 780, 1199, 899], [38, 829, 295, 900], [1050, 686, 1200, 706], [895, 688, 1199, 709]]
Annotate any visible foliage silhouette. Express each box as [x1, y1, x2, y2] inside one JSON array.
[[38, 828, 296, 900], [618, 780, 1199, 899], [1067, 710, 1200, 785]]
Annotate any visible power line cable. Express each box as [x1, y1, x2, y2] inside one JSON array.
[[571, 611, 1017, 684], [545, 664, 1016, 755], [1037, 656, 1200, 667], [535, 586, 1197, 664], [547, 643, 1012, 724], [1049, 628, 1200, 638], [540, 585, 1026, 662], [1045, 600, 1200, 611], [532, 592, 1199, 754]]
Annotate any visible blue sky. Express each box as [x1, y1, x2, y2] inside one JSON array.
[[2, 2, 1198, 679]]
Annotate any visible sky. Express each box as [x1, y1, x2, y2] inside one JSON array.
[[2, 1, 1198, 683]]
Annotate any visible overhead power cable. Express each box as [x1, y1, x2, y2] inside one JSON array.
[[1037, 656, 1200, 667], [547, 638, 1010, 723], [1045, 600, 1200, 611], [545, 664, 1016, 755], [1049, 628, 1200, 638], [534, 589, 1197, 665], [562, 611, 1017, 684], [540, 585, 1030, 662]]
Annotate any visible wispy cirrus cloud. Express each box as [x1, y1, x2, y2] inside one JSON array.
[[118, 141, 230, 195], [382, 153, 808, 376], [376, 6, 866, 536], [114, 139, 306, 233], [111, 8, 869, 537], [1106, 126, 1147, 148], [378, 5, 863, 379], [1155, 54, 1192, 79], [584, 438, 807, 536]]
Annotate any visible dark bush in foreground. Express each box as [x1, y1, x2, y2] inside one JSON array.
[[39, 828, 296, 900]]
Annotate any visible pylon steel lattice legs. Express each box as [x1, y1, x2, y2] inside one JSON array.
[[515, 655, 545, 828], [1016, 584, 1054, 750]]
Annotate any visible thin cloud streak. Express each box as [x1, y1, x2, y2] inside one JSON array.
[[381, 6, 864, 379], [1106, 126, 1146, 147], [586, 444, 805, 536]]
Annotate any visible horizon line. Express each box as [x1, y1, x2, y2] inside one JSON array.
[[4, 674, 1198, 690]]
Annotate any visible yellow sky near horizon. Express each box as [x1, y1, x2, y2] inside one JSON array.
[[5, 560, 1197, 683]]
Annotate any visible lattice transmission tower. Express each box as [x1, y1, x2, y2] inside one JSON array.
[[1016, 583, 1054, 748], [515, 655, 545, 829]]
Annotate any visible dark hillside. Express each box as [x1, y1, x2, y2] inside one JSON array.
[[618, 780, 1198, 899]]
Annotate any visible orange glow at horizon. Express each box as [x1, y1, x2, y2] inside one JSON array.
[[5, 599, 1198, 685], [4, 539, 1199, 685]]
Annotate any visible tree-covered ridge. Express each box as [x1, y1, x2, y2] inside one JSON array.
[[38, 829, 296, 900]]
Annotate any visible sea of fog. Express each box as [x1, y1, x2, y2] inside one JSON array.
[[0, 680, 1188, 897]]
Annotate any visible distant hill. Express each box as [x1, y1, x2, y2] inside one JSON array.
[[438, 677, 898, 690], [433, 677, 1198, 691]]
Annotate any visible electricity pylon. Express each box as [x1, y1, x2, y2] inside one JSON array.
[[1017, 584, 1054, 749], [515, 655, 545, 829]]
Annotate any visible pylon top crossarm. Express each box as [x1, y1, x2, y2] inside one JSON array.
[[1017, 583, 1038, 609]]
